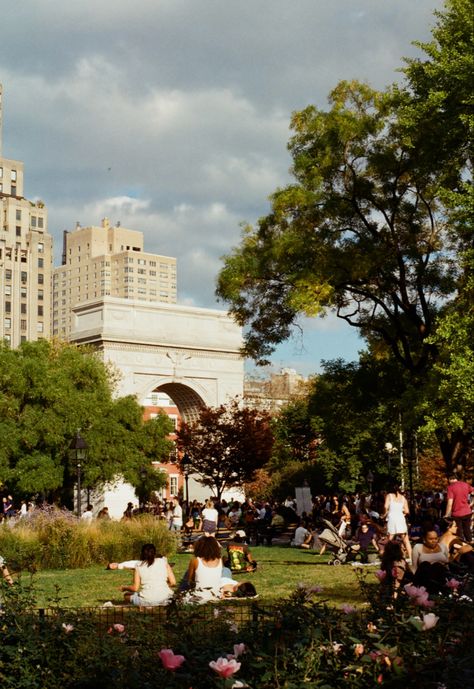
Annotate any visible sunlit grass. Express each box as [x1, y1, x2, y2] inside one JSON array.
[[24, 546, 373, 608]]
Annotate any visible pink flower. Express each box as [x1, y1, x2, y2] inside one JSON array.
[[375, 569, 387, 582], [230, 643, 246, 659], [62, 623, 74, 634], [404, 584, 434, 607], [107, 623, 125, 634], [341, 604, 356, 614], [209, 657, 241, 678], [159, 648, 186, 671], [421, 613, 439, 631], [354, 643, 365, 657], [446, 578, 461, 590]]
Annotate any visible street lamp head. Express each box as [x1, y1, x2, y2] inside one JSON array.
[[69, 431, 87, 461]]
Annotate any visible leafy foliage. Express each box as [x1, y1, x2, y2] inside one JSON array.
[[0, 340, 173, 504], [176, 399, 274, 499]]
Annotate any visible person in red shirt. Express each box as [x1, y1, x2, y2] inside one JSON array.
[[444, 473, 474, 543]]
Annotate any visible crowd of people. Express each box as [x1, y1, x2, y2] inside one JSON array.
[[1, 471, 472, 606]]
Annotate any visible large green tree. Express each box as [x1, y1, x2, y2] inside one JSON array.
[[0, 340, 173, 505], [176, 399, 274, 501], [217, 0, 472, 470]]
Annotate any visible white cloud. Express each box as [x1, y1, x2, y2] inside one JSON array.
[[0, 0, 443, 375]]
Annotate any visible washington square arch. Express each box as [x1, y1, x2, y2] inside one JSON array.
[[70, 296, 244, 514], [72, 295, 244, 412]]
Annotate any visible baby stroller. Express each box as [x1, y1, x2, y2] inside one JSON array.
[[317, 518, 361, 565]]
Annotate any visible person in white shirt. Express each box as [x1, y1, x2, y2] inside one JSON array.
[[170, 497, 183, 531], [81, 504, 94, 522]]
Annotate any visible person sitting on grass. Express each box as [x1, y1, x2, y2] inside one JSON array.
[[379, 540, 410, 598], [185, 535, 223, 604], [119, 543, 175, 606], [291, 520, 314, 549], [351, 522, 380, 563], [225, 530, 257, 571], [0, 554, 14, 590]]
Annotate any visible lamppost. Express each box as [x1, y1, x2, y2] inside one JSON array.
[[403, 435, 416, 516], [69, 431, 87, 518], [181, 453, 190, 504], [367, 470, 374, 495], [139, 465, 148, 511], [384, 442, 397, 475]]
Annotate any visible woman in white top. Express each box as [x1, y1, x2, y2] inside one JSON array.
[[120, 543, 175, 606], [200, 499, 219, 536], [382, 483, 412, 562], [411, 529, 449, 593], [186, 536, 223, 603]]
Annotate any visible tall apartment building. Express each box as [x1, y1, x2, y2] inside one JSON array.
[[0, 84, 53, 347], [52, 217, 177, 339]]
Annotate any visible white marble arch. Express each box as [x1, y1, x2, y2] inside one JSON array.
[[71, 296, 244, 421]]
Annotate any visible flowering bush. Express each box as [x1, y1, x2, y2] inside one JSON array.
[[0, 507, 177, 570], [0, 569, 472, 688]]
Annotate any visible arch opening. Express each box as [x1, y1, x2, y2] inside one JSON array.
[[153, 382, 206, 424]]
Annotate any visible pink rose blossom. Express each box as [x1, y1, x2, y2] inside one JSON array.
[[209, 657, 241, 678], [158, 648, 186, 671], [404, 584, 434, 607], [107, 623, 125, 634], [375, 569, 387, 582], [421, 613, 439, 631], [446, 578, 460, 590]]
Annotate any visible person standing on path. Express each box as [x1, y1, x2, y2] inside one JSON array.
[[170, 496, 183, 532], [444, 473, 473, 543]]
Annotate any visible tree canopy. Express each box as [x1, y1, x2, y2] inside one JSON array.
[[217, 0, 473, 471], [0, 340, 173, 505], [176, 399, 274, 500]]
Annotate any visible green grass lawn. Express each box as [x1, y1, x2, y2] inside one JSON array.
[[22, 546, 375, 608]]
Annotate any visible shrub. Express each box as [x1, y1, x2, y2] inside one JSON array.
[[0, 568, 472, 688], [0, 507, 178, 570]]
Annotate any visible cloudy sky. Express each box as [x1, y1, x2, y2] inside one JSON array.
[[1, 0, 442, 375]]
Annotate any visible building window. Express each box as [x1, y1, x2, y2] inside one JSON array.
[[38, 217, 44, 228], [169, 476, 178, 495], [15, 209, 21, 221], [0, 167, 2, 178], [4, 318, 11, 329], [38, 258, 44, 268], [20, 320, 27, 330], [31, 216, 37, 227], [37, 322, 44, 333], [4, 333, 10, 344], [21, 271, 27, 283], [5, 269, 12, 280], [21, 303, 27, 314], [5, 301, 11, 313], [20, 286, 27, 298], [38, 274, 44, 284], [16, 226, 21, 236], [38, 289, 43, 301], [21, 335, 26, 343], [38, 305, 44, 317], [11, 170, 17, 182], [4, 285, 11, 296], [11, 185, 16, 196]]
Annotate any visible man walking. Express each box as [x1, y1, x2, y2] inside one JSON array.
[[444, 473, 473, 543]]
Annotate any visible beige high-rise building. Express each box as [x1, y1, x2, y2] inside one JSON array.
[[52, 217, 177, 339], [0, 84, 53, 347]]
